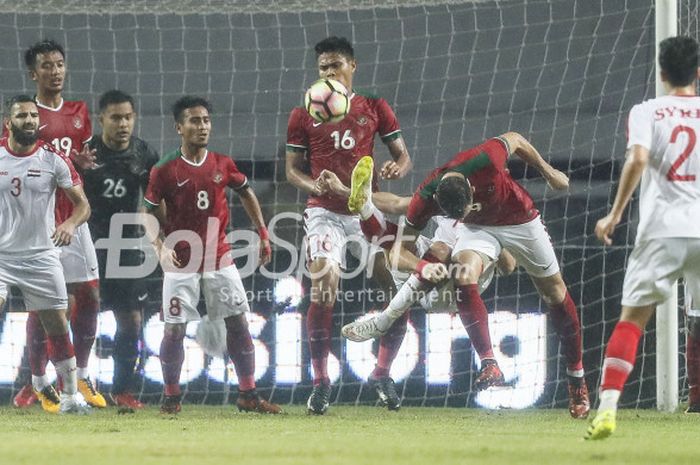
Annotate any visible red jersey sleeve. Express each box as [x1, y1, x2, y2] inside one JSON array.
[[143, 166, 163, 209], [225, 157, 248, 191], [55, 149, 81, 189], [375, 98, 401, 143], [286, 107, 308, 152], [486, 137, 510, 171], [405, 192, 440, 231], [78, 102, 92, 147]]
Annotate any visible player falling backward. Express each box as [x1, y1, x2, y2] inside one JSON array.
[[286, 36, 412, 414], [10, 39, 106, 412], [586, 36, 700, 440], [0, 95, 91, 414], [341, 132, 590, 419], [143, 96, 281, 414]]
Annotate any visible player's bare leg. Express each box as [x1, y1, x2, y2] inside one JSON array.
[[224, 314, 281, 414], [160, 322, 185, 414], [68, 280, 106, 408], [111, 309, 145, 410], [586, 305, 654, 439], [306, 257, 339, 415], [531, 273, 589, 419], [452, 249, 504, 391], [37, 309, 90, 415], [686, 315, 700, 413]]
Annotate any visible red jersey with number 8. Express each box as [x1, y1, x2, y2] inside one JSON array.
[[286, 91, 402, 215], [144, 149, 248, 271]]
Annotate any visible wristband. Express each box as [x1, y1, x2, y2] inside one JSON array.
[[258, 227, 269, 241], [415, 259, 430, 277]]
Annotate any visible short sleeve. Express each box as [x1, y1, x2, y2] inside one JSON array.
[[143, 166, 163, 209], [226, 157, 248, 191], [376, 98, 401, 143], [286, 107, 308, 153], [55, 152, 80, 189], [486, 138, 510, 171], [405, 192, 439, 231], [627, 103, 653, 150], [79, 102, 92, 146]]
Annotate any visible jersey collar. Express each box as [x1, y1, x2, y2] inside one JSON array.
[[2, 138, 41, 158], [179, 148, 208, 167], [34, 97, 64, 112]]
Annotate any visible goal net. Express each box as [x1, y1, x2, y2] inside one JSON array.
[[0, 0, 692, 410]]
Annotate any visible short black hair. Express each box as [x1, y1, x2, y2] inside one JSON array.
[[24, 39, 65, 69], [314, 36, 354, 60], [98, 89, 135, 113], [436, 175, 472, 220], [172, 95, 212, 123], [659, 36, 700, 87], [5, 94, 36, 117]]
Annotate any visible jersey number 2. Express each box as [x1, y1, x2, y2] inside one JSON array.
[[667, 125, 697, 182]]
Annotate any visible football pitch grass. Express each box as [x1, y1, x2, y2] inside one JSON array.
[[0, 406, 698, 465]]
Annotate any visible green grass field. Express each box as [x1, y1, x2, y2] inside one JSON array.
[[0, 406, 697, 465]]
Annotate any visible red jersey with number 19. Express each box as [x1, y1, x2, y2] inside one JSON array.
[[406, 137, 538, 230], [144, 149, 248, 271], [286, 91, 401, 215]]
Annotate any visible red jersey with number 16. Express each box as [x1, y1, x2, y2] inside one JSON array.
[[144, 149, 248, 271], [286, 91, 402, 215], [406, 137, 538, 229]]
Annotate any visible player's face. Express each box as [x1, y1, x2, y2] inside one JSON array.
[[317, 52, 356, 91], [6, 102, 40, 147], [100, 102, 135, 147], [30, 51, 66, 94], [176, 106, 211, 149]]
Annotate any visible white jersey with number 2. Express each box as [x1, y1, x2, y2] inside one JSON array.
[[0, 139, 79, 258], [627, 95, 700, 243]]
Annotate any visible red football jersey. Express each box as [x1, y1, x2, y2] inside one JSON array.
[[286, 91, 401, 214], [144, 149, 248, 271], [406, 137, 538, 229], [36, 99, 92, 224]]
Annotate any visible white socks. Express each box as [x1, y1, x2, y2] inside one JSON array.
[[376, 274, 426, 331], [598, 389, 621, 412], [54, 356, 78, 395], [32, 374, 50, 391]]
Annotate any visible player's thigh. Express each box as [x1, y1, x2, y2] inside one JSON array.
[[201, 265, 251, 320], [431, 216, 460, 249], [60, 223, 99, 283], [622, 238, 686, 307], [304, 207, 347, 268], [451, 226, 501, 262], [5, 252, 68, 311], [682, 238, 700, 314], [162, 271, 201, 324], [480, 217, 559, 278]]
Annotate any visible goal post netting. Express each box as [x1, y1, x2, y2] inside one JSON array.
[[0, 0, 694, 409]]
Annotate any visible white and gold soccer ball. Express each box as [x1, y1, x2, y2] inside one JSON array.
[[304, 78, 351, 123]]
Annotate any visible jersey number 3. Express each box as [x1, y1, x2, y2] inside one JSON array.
[[667, 125, 697, 182]]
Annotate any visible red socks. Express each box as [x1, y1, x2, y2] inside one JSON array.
[[456, 284, 494, 360], [27, 312, 48, 376], [601, 321, 643, 391], [46, 332, 75, 363], [224, 316, 256, 391], [160, 330, 185, 396], [547, 292, 583, 373], [372, 313, 408, 379], [687, 333, 700, 405], [307, 303, 333, 385], [360, 216, 398, 251]]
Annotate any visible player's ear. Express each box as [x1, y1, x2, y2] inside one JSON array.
[[28, 68, 38, 82], [175, 121, 182, 135]]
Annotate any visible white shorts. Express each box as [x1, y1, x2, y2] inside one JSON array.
[[60, 223, 99, 283], [0, 281, 6, 303], [0, 250, 68, 311], [304, 207, 382, 268], [471, 216, 560, 278], [622, 238, 700, 308], [162, 265, 250, 324], [432, 216, 501, 260]]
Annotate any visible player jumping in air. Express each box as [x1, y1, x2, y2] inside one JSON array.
[[587, 36, 700, 440], [144, 96, 281, 415], [286, 36, 413, 414]]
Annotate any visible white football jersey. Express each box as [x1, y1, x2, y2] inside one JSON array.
[[627, 95, 700, 242], [0, 138, 79, 258]]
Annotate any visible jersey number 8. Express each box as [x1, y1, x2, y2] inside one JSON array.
[[197, 190, 210, 210]]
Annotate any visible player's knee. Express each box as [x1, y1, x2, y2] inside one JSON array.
[[164, 323, 186, 340], [224, 313, 249, 334]]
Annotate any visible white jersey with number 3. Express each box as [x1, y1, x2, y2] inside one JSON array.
[[627, 95, 700, 242], [0, 139, 79, 258]]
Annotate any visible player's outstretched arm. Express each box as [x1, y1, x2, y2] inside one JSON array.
[[380, 137, 412, 180], [500, 132, 569, 190], [286, 150, 325, 196], [595, 145, 649, 245], [389, 224, 447, 282], [53, 185, 91, 246], [372, 191, 411, 215], [237, 187, 271, 267]]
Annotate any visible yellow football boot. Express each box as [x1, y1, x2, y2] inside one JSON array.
[[348, 156, 374, 214], [78, 377, 107, 408], [35, 385, 60, 414], [584, 409, 616, 440]]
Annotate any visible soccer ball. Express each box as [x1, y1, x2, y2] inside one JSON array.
[[195, 315, 227, 357], [304, 78, 350, 123]]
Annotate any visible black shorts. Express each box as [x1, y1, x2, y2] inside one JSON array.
[[96, 248, 150, 313]]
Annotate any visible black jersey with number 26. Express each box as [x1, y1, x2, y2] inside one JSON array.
[[84, 136, 159, 240]]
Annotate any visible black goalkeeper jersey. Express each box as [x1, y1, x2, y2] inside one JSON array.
[[84, 136, 159, 241]]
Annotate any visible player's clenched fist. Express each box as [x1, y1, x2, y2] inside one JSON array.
[[419, 262, 449, 283], [594, 214, 619, 246], [545, 168, 570, 190]]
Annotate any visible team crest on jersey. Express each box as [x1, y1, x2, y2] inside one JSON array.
[[73, 116, 83, 129], [357, 115, 368, 126], [213, 172, 223, 184]]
